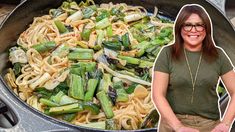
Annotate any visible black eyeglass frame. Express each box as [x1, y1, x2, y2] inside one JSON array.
[[182, 23, 206, 32]]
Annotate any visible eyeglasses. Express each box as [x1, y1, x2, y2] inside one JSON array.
[[182, 23, 205, 32]]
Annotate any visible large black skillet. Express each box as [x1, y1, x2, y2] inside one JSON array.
[[0, 0, 234, 131]]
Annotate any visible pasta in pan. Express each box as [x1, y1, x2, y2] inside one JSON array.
[[5, 0, 174, 130]]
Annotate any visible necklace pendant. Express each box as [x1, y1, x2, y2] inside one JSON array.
[[191, 96, 194, 104]]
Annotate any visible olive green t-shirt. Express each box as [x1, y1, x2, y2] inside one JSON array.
[[153, 45, 234, 120]]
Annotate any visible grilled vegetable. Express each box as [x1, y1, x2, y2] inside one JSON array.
[[54, 20, 69, 33], [49, 103, 83, 115], [140, 109, 159, 128], [84, 79, 99, 101], [52, 44, 70, 57], [39, 98, 59, 107], [83, 102, 100, 115], [69, 74, 84, 100], [96, 90, 114, 119], [32, 41, 56, 53], [116, 88, 128, 102], [96, 18, 111, 29], [81, 28, 92, 41], [63, 113, 77, 122], [68, 50, 93, 60], [106, 119, 118, 130]]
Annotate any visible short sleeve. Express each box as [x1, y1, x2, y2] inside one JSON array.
[[219, 49, 234, 76], [153, 47, 170, 73]]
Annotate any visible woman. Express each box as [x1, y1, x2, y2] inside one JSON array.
[[152, 4, 235, 132]]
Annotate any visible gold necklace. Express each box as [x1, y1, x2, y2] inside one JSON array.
[[184, 48, 202, 104]]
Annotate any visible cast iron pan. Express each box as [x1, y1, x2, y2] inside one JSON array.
[[0, 0, 234, 131]]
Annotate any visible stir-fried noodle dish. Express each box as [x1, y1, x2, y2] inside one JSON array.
[[5, 0, 174, 130]]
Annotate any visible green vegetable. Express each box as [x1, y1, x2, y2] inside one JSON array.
[[32, 41, 56, 53], [96, 10, 110, 22], [81, 28, 92, 41], [134, 41, 151, 57], [83, 102, 100, 115], [80, 121, 105, 129], [62, 113, 77, 122], [116, 88, 128, 102], [52, 44, 70, 57], [98, 73, 112, 92], [106, 26, 113, 37], [35, 87, 53, 99], [121, 33, 130, 48], [105, 119, 118, 130], [49, 8, 64, 18], [152, 37, 170, 46], [49, 103, 83, 115], [60, 94, 78, 105], [53, 82, 69, 95], [159, 27, 173, 39], [54, 20, 69, 33], [96, 90, 114, 119], [139, 60, 154, 68], [50, 91, 65, 104], [118, 55, 140, 65], [84, 79, 99, 101], [39, 98, 59, 107], [69, 74, 85, 100], [102, 41, 122, 50], [68, 51, 93, 60], [124, 13, 143, 23], [13, 62, 22, 76], [67, 10, 83, 22], [96, 30, 105, 46], [125, 83, 138, 94], [110, 7, 120, 15], [82, 5, 97, 19], [140, 109, 159, 128], [113, 81, 124, 89], [96, 18, 111, 29], [70, 62, 96, 75], [218, 85, 227, 96]]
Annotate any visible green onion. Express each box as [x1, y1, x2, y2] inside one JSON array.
[[32, 41, 56, 53], [68, 52, 93, 60], [81, 28, 92, 41], [54, 20, 69, 33], [106, 26, 113, 37], [96, 18, 111, 29], [39, 98, 59, 107], [49, 103, 83, 115], [117, 55, 140, 65]]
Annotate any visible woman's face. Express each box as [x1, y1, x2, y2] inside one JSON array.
[[181, 13, 206, 50]]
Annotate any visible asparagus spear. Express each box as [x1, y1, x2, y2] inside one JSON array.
[[84, 79, 99, 101], [69, 74, 84, 100], [39, 98, 59, 107], [96, 90, 114, 119], [49, 103, 83, 115]]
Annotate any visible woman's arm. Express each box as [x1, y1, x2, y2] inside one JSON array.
[[214, 70, 235, 131], [151, 71, 184, 130]]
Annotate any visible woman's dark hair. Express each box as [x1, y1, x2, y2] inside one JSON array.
[[172, 4, 218, 61]]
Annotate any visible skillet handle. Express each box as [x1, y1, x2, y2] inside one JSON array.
[[0, 79, 76, 132]]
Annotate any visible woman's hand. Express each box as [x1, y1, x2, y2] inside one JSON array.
[[177, 126, 199, 132], [211, 122, 230, 132]]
